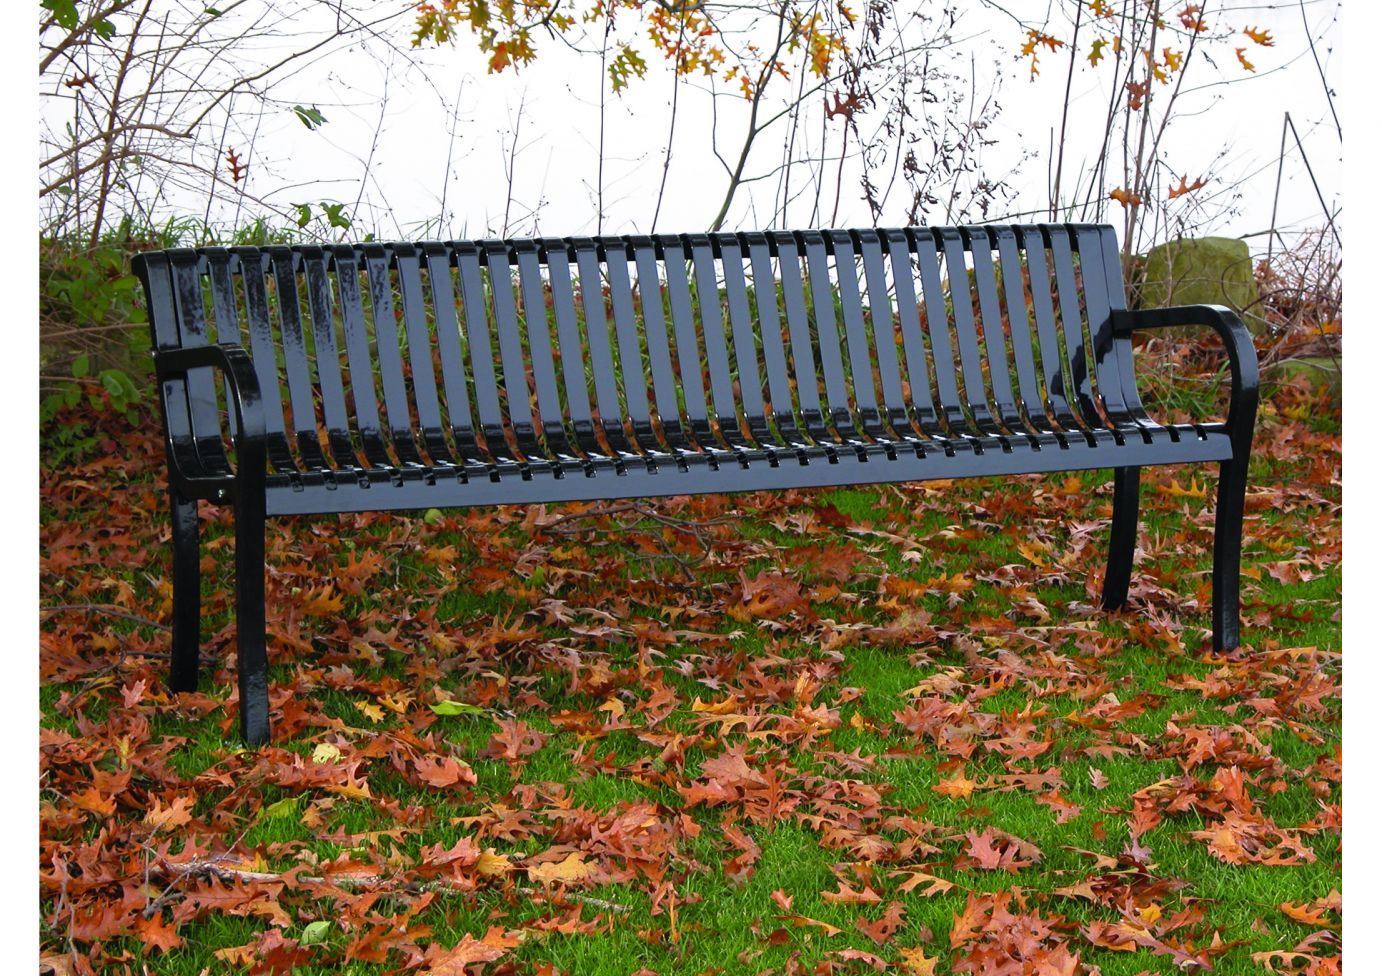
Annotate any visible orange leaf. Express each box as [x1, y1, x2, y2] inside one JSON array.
[[144, 795, 194, 831], [821, 881, 882, 905], [300, 586, 345, 617], [527, 851, 592, 885], [1109, 187, 1143, 208], [934, 771, 977, 801], [423, 928, 521, 975], [780, 913, 844, 936], [1169, 174, 1206, 199], [1279, 900, 1335, 927], [890, 869, 955, 897], [134, 914, 184, 953], [1020, 29, 1064, 78], [898, 946, 939, 976]]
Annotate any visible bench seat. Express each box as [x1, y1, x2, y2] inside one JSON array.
[[256, 430, 1233, 516]]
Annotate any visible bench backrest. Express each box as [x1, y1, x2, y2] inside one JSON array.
[[137, 224, 1134, 474]]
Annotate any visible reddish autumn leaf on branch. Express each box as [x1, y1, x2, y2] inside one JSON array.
[[1125, 78, 1150, 110], [1020, 29, 1064, 77], [1179, 4, 1209, 32], [1109, 187, 1143, 207], [1168, 174, 1207, 199], [825, 91, 865, 120], [224, 148, 247, 183]]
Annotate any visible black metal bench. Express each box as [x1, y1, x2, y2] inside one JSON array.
[[134, 224, 1258, 744]]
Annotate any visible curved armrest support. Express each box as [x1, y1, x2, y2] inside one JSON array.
[[1110, 304, 1259, 455], [155, 343, 267, 499]]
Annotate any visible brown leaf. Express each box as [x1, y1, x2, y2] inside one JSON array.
[[934, 771, 977, 801], [963, 828, 1042, 871], [483, 718, 549, 761], [143, 795, 194, 831], [413, 754, 478, 788], [898, 946, 938, 975], [527, 851, 592, 885], [890, 869, 955, 898], [423, 928, 522, 974], [822, 882, 882, 905], [856, 900, 906, 944]]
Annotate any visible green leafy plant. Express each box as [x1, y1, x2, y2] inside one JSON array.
[[40, 235, 149, 429]]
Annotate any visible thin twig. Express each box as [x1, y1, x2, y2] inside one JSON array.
[[41, 603, 171, 631], [1050, 0, 1082, 219], [533, 501, 735, 582], [1299, 0, 1341, 143], [650, 9, 687, 232], [147, 857, 630, 913]]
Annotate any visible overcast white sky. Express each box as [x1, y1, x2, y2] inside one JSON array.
[[203, 0, 1339, 253], [38, 0, 1342, 255]]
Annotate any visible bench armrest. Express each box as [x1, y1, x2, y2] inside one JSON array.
[[1110, 304, 1259, 453], [154, 343, 267, 498]]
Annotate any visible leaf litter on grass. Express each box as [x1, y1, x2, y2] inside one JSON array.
[[40, 356, 1340, 975]]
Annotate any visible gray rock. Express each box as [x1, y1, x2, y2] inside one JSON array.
[[1265, 356, 1341, 400], [1138, 237, 1265, 334]]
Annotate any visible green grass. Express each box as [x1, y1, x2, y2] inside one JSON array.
[[39, 386, 1340, 975]]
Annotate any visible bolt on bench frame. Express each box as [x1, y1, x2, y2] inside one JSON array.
[[134, 224, 1258, 745]]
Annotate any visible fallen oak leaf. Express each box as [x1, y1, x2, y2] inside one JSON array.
[[143, 795, 194, 832], [889, 869, 955, 898], [1035, 791, 1082, 824], [422, 927, 523, 975], [412, 754, 477, 789], [1279, 899, 1337, 928], [38, 955, 78, 976], [821, 881, 883, 905], [934, 771, 977, 801], [483, 718, 549, 761], [355, 699, 385, 723], [133, 913, 184, 953], [1084, 919, 1212, 969], [779, 913, 844, 937], [69, 786, 117, 817], [475, 849, 514, 878], [897, 946, 939, 975], [213, 943, 257, 966], [963, 828, 1042, 871], [856, 900, 906, 945], [833, 947, 889, 969], [526, 851, 592, 885], [299, 586, 345, 617]]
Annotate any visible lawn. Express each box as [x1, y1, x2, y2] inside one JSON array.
[[39, 347, 1340, 975]]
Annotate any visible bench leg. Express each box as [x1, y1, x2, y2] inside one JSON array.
[[1212, 454, 1250, 652], [169, 491, 201, 693], [235, 494, 271, 745], [1101, 466, 1141, 610]]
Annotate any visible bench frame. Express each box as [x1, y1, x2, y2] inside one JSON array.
[[136, 227, 1258, 744]]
